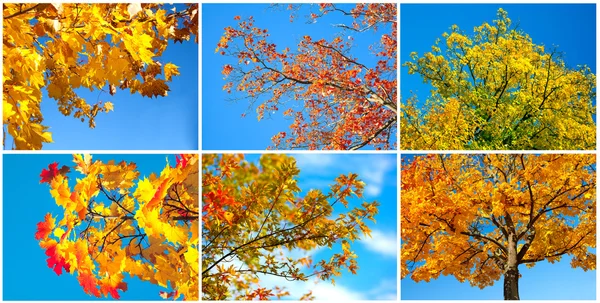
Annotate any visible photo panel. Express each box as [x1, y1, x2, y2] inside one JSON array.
[[400, 153, 596, 300], [3, 153, 199, 300], [202, 3, 397, 150], [400, 4, 596, 150], [202, 153, 398, 300], [3, 3, 199, 150]]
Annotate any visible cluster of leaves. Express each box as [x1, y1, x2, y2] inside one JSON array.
[[202, 154, 380, 300], [35, 154, 199, 300], [218, 3, 397, 150], [401, 154, 595, 290], [3, 3, 198, 149], [401, 8, 596, 150]]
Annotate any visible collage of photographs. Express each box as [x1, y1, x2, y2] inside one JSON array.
[[0, 1, 596, 302]]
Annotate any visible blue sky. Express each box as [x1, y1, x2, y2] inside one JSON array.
[[4, 4, 198, 150], [400, 154, 596, 300], [208, 153, 398, 300], [3, 154, 187, 300], [401, 4, 596, 109], [202, 4, 393, 150]]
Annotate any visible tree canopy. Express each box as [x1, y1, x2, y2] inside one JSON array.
[[202, 154, 380, 300], [218, 4, 397, 150], [401, 154, 596, 299], [401, 8, 596, 150], [3, 3, 198, 149], [35, 154, 199, 300]]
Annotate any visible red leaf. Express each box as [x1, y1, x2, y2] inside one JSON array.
[[176, 154, 189, 168], [35, 213, 54, 240], [78, 271, 101, 297], [44, 241, 71, 276], [40, 162, 59, 184]]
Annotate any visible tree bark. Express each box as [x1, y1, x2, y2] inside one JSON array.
[[503, 232, 520, 300]]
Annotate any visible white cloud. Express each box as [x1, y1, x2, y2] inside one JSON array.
[[360, 229, 398, 258], [366, 278, 397, 300], [294, 154, 336, 170], [292, 154, 396, 198], [311, 282, 367, 300], [256, 273, 368, 300], [357, 155, 396, 197]]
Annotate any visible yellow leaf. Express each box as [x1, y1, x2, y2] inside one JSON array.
[[184, 247, 198, 265], [164, 63, 180, 81], [3, 102, 16, 122], [224, 211, 234, 224], [341, 239, 350, 254], [104, 101, 114, 112], [53, 228, 65, 239]]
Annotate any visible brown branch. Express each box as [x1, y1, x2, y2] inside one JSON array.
[[348, 116, 396, 150], [4, 4, 43, 20]]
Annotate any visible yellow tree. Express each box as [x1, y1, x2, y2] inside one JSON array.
[[35, 154, 199, 300], [401, 8, 596, 150], [3, 3, 198, 149], [202, 154, 380, 300], [401, 154, 596, 300]]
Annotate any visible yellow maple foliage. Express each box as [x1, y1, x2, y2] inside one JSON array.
[[35, 154, 199, 300], [3, 4, 198, 149], [401, 154, 596, 299], [202, 154, 380, 300]]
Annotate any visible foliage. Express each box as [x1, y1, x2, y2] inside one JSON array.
[[202, 154, 380, 300], [401, 9, 596, 150], [217, 4, 397, 150], [35, 154, 199, 300], [401, 154, 595, 299], [3, 3, 198, 149]]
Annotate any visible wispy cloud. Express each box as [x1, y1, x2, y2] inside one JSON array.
[[256, 273, 369, 300], [356, 155, 396, 197], [293, 154, 396, 198], [293, 154, 336, 170], [360, 229, 398, 258], [365, 278, 397, 300]]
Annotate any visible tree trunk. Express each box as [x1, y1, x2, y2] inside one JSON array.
[[503, 232, 520, 300], [503, 266, 519, 300]]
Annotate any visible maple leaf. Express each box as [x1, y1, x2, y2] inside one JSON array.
[[401, 154, 596, 299], [202, 154, 379, 300], [35, 213, 55, 240], [104, 102, 114, 112], [217, 4, 397, 150], [175, 154, 190, 168], [40, 162, 59, 184], [3, 3, 198, 149], [43, 241, 71, 276], [36, 154, 200, 300], [77, 271, 101, 297]]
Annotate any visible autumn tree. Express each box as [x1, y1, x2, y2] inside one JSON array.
[[3, 3, 198, 150], [202, 154, 380, 300], [401, 8, 596, 150], [35, 154, 199, 300], [401, 154, 596, 300], [217, 3, 397, 150]]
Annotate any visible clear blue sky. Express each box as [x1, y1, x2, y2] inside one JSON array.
[[4, 4, 198, 150], [213, 154, 398, 300], [400, 154, 596, 300], [401, 4, 596, 109], [202, 4, 393, 150], [3, 154, 185, 300]]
